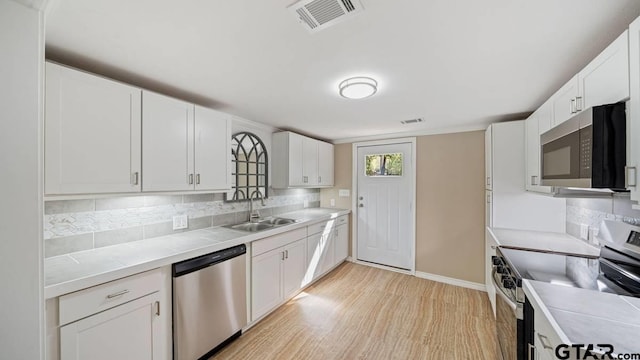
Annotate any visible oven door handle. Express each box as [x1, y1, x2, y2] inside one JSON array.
[[492, 268, 517, 309]]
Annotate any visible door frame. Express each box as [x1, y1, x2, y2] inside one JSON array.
[[351, 137, 417, 275]]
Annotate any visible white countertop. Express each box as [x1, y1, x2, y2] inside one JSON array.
[[44, 208, 350, 299], [488, 227, 600, 257], [524, 280, 640, 355]]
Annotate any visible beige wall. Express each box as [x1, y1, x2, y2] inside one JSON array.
[[322, 131, 485, 283], [415, 131, 485, 283]]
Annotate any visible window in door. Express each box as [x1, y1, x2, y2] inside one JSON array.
[[365, 153, 403, 176]]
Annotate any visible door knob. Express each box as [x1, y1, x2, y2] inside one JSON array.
[[359, 204, 364, 208], [359, 196, 363, 200]]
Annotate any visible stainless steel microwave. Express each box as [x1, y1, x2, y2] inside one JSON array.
[[540, 102, 626, 189]]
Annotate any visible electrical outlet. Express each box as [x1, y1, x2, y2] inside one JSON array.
[[580, 224, 589, 240], [330, 199, 336, 207], [173, 215, 188, 230], [303, 200, 309, 208], [338, 189, 350, 197]]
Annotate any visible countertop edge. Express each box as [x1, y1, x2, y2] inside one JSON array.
[[44, 208, 351, 299]]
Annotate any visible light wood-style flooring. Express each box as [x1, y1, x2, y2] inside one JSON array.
[[212, 262, 498, 360]]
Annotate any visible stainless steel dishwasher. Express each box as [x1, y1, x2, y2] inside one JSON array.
[[172, 244, 247, 360]]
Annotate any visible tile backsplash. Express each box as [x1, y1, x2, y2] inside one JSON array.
[[566, 194, 640, 243], [44, 188, 320, 257]]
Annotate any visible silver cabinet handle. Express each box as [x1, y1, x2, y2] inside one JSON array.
[[486, 177, 491, 186], [285, 250, 289, 259], [318, 176, 322, 183], [570, 98, 576, 114], [106, 289, 130, 299], [196, 174, 201, 185], [537, 334, 553, 350], [626, 166, 637, 188], [189, 174, 194, 185], [155, 301, 160, 316], [303, 176, 308, 183], [575, 96, 583, 112], [132, 172, 139, 185], [487, 194, 491, 203], [531, 175, 538, 186], [281, 251, 285, 261]]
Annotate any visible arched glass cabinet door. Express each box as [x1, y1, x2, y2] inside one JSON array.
[[227, 132, 268, 201]]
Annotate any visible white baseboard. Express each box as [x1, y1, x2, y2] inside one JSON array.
[[415, 271, 486, 292]]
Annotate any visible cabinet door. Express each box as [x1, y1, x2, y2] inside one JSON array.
[[525, 113, 539, 192], [578, 30, 629, 109], [251, 248, 284, 321], [317, 141, 334, 186], [302, 137, 319, 186], [319, 231, 335, 275], [550, 75, 580, 127], [485, 230, 497, 316], [485, 126, 492, 190], [485, 190, 492, 228], [142, 92, 194, 191], [282, 239, 307, 299], [629, 18, 640, 207], [45, 62, 142, 195], [306, 233, 331, 281], [334, 223, 349, 264], [288, 133, 305, 186], [60, 292, 162, 360], [194, 106, 231, 191]]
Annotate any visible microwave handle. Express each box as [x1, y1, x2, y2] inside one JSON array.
[[626, 166, 637, 188]]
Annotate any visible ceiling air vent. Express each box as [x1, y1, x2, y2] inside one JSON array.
[[288, 0, 364, 33], [400, 118, 424, 125]]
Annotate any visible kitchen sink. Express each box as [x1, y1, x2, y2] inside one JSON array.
[[259, 217, 296, 226], [225, 217, 298, 232]]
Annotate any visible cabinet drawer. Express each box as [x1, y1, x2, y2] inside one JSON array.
[[252, 228, 307, 257], [59, 269, 162, 326], [308, 220, 333, 236]]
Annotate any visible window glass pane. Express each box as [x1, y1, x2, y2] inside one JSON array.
[[365, 153, 403, 176]]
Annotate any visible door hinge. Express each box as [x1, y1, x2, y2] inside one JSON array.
[[154, 301, 160, 316]]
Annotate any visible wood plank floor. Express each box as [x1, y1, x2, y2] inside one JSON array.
[[212, 262, 499, 360]]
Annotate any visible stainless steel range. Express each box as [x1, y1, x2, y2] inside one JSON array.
[[491, 220, 640, 360]]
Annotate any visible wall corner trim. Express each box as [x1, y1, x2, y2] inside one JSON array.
[[414, 271, 486, 292]]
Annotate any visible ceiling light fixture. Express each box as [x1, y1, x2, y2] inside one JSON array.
[[339, 77, 378, 99]]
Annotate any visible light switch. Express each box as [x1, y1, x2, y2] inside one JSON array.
[[338, 189, 350, 197], [330, 199, 336, 207]]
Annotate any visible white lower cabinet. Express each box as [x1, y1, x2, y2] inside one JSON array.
[[485, 230, 497, 316], [54, 268, 170, 360], [60, 292, 162, 360], [251, 234, 307, 321]]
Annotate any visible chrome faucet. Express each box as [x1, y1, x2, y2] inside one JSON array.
[[249, 192, 265, 223]]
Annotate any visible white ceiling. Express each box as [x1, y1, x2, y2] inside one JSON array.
[[45, 0, 640, 142]]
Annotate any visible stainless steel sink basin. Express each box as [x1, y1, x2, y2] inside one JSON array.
[[225, 217, 298, 232], [260, 217, 296, 226], [228, 223, 273, 232]]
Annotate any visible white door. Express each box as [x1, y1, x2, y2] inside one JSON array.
[[356, 142, 414, 270], [142, 91, 194, 191], [194, 105, 231, 191], [60, 292, 162, 360], [45, 62, 142, 195]]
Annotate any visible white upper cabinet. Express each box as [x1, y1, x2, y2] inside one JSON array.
[[485, 126, 492, 191], [272, 131, 334, 188], [45, 62, 142, 195], [317, 140, 334, 186], [193, 106, 232, 191], [142, 92, 195, 192], [550, 31, 629, 128], [525, 101, 554, 193], [142, 94, 232, 192], [629, 19, 640, 207], [578, 30, 629, 110], [550, 75, 580, 127]]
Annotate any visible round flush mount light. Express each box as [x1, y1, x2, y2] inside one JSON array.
[[338, 77, 378, 99]]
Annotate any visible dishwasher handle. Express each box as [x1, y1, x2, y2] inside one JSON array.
[[173, 244, 247, 277]]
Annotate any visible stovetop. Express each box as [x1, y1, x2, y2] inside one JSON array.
[[495, 221, 640, 298]]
